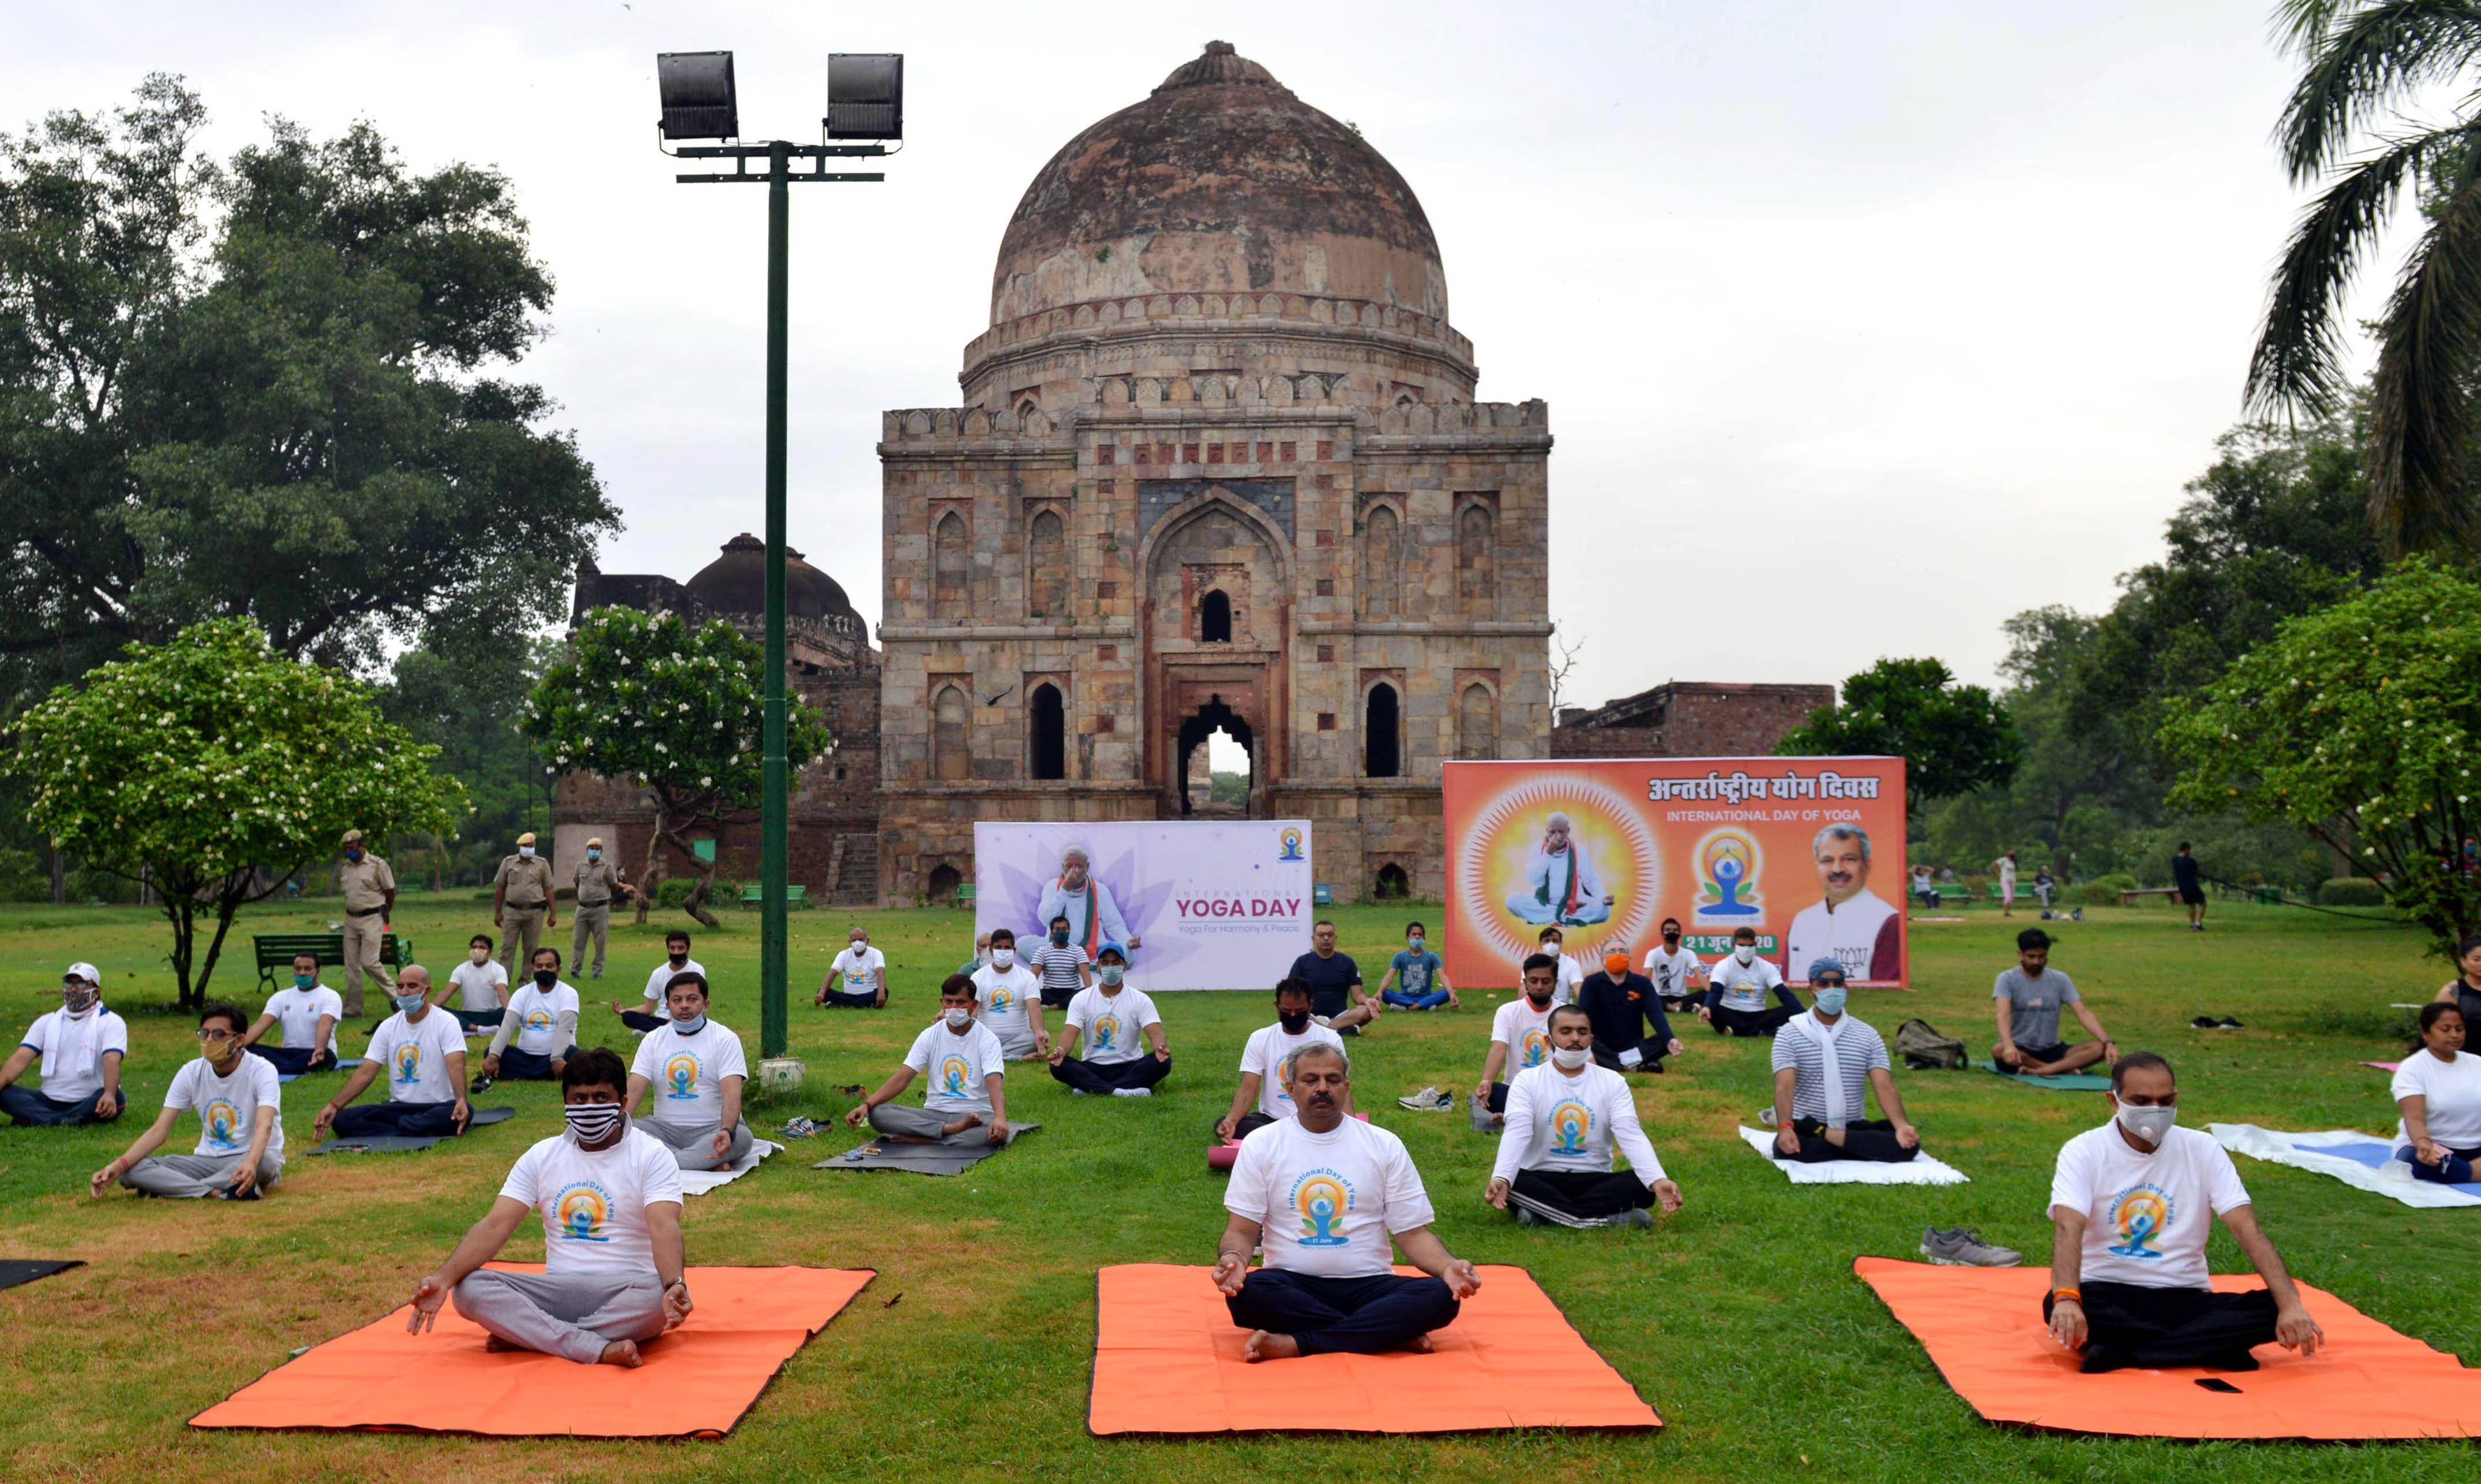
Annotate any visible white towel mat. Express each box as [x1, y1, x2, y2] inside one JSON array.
[[678, 1139, 780, 1197], [1735, 1124, 1969, 1185], [2208, 1124, 2481, 1210]]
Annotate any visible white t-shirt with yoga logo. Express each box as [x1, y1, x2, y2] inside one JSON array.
[[1238, 1020, 1348, 1119], [1225, 1115, 1435, 1279], [2049, 1122, 2251, 1290], [1065, 986, 1159, 1066], [1490, 1062, 1662, 1184], [971, 963, 1041, 1047], [500, 1127, 683, 1279], [1490, 995, 1559, 1075], [630, 1021, 749, 1123], [833, 945, 886, 997], [260, 983, 344, 1058], [164, 1053, 284, 1160], [364, 1009, 466, 1104], [904, 1020, 1007, 1114]]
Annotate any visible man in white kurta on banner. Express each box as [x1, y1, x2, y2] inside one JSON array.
[[1503, 813, 1613, 927]]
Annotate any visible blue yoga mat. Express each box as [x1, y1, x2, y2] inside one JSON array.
[[2314, 1139, 2481, 1196]]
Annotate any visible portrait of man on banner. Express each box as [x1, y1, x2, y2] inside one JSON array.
[[1781, 823, 1901, 983], [1035, 843, 1139, 957], [1503, 811, 1616, 927]]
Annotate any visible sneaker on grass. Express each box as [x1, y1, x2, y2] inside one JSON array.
[[1919, 1225, 2021, 1267], [1110, 1086, 1152, 1098]]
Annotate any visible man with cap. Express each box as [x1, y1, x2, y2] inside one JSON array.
[[493, 832, 557, 981], [1049, 944, 1172, 1096], [336, 829, 398, 1016], [0, 962, 128, 1125], [1575, 949, 1683, 1073], [1769, 960, 1921, 1163], [570, 836, 627, 981]]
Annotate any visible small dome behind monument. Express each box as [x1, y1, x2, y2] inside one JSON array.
[[686, 532, 859, 625]]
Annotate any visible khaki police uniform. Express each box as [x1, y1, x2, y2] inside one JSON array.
[[336, 852, 397, 1015], [494, 852, 555, 978], [570, 855, 623, 979]]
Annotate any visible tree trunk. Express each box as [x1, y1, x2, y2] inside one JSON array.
[[651, 813, 721, 928], [193, 882, 246, 1009], [49, 847, 66, 906], [163, 875, 198, 1010], [635, 830, 661, 926]]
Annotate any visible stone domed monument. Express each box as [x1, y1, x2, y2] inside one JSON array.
[[877, 41, 1551, 906]]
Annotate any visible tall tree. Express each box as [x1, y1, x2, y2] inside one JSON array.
[[382, 620, 560, 887], [1779, 657, 2020, 816], [0, 76, 617, 698], [2247, 1, 2481, 553]]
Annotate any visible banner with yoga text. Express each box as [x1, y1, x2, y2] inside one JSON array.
[[972, 820, 1315, 991], [1442, 757, 1909, 987]]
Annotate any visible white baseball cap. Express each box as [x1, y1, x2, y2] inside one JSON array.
[[64, 962, 100, 985]]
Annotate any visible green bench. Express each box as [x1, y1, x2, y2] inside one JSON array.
[[737, 884, 809, 910], [955, 882, 976, 910], [252, 932, 414, 993]]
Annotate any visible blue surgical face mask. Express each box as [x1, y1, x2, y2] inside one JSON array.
[[1098, 965, 1125, 987], [1051, 929, 1069, 946], [293, 974, 316, 990], [674, 1012, 708, 1034], [1407, 937, 1425, 952], [1812, 986, 1848, 1016], [394, 993, 428, 1015], [587, 848, 601, 861]]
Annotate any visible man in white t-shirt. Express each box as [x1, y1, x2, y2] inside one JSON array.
[[438, 935, 509, 1032], [1049, 944, 1170, 1096], [1642, 919, 1705, 1012], [1217, 978, 1348, 1143], [1214, 1042, 1481, 1360], [407, 1047, 690, 1367], [1698, 927, 1802, 1038], [614, 931, 701, 1034], [1473, 955, 1564, 1128], [848, 974, 1012, 1145], [1783, 824, 1902, 985], [476, 946, 581, 1088], [238, 952, 344, 1076], [1487, 1004, 1682, 1226], [969, 928, 1047, 1059], [313, 965, 472, 1139], [817, 927, 888, 1009], [1530, 926, 1585, 1004], [0, 963, 129, 1126], [626, 971, 754, 1171], [2045, 1052, 2323, 1372], [91, 1000, 283, 1199]]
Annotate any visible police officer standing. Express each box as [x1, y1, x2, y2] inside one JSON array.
[[570, 836, 628, 980], [336, 829, 398, 1017], [491, 832, 557, 981]]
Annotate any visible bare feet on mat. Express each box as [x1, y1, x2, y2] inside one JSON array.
[[941, 1113, 984, 1138], [483, 1335, 515, 1352], [597, 1339, 644, 1367], [1400, 1333, 1436, 1354], [1243, 1330, 1300, 1363]]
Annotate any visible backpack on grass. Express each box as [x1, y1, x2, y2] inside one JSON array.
[[1893, 1017, 1966, 1070]]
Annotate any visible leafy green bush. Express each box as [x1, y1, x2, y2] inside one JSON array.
[[2090, 871, 2140, 891], [653, 877, 737, 910], [2315, 877, 2388, 907], [2069, 882, 2122, 907]]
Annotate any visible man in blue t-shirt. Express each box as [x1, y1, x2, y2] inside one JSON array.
[[1287, 919, 1376, 1031], [1378, 921, 1458, 1011]]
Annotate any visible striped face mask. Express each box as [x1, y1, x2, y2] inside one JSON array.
[[565, 1104, 625, 1144]]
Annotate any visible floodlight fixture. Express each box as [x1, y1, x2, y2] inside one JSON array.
[[826, 53, 903, 141], [657, 51, 740, 141]]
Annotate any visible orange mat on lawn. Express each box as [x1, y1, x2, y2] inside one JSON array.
[[1088, 1263, 1659, 1435], [192, 1264, 872, 1438], [1856, 1257, 2481, 1440]]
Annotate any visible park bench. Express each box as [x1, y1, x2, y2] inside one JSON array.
[[737, 884, 809, 910], [252, 931, 413, 993], [955, 882, 976, 910], [2119, 886, 2181, 907], [1312, 883, 1334, 907]]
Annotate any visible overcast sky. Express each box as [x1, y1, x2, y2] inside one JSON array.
[[3, 1, 2390, 711]]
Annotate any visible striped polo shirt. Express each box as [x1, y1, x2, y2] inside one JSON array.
[[1768, 1012, 1891, 1125], [1029, 942, 1089, 995]]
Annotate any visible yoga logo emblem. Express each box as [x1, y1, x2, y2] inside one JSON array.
[[1692, 828, 1766, 925], [1278, 828, 1307, 862], [523, 1008, 555, 1035], [939, 1055, 971, 1098], [204, 1098, 241, 1149], [1292, 1171, 1353, 1247], [2106, 1183, 2173, 1260], [1550, 1099, 1593, 1156], [989, 986, 1012, 1014], [1091, 1013, 1120, 1052], [663, 1051, 701, 1100], [392, 1040, 422, 1085], [555, 1182, 612, 1243], [1519, 1026, 1552, 1068]]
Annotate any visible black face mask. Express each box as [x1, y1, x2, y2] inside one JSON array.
[[534, 970, 559, 989], [668, 952, 688, 965], [1278, 1009, 1312, 1034], [1662, 931, 1680, 945]]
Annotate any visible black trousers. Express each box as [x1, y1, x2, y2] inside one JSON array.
[[1512, 1167, 1652, 1218], [245, 1045, 333, 1076], [1590, 1037, 1666, 1072], [1226, 1269, 1461, 1356], [1216, 1110, 1277, 1141], [1052, 1055, 1169, 1094], [2044, 1281, 2279, 1372], [333, 1100, 461, 1137], [1709, 1002, 1797, 1038], [618, 1009, 667, 1033], [819, 989, 881, 1009], [1782, 1116, 1917, 1163], [496, 1046, 561, 1080], [1039, 983, 1080, 1010]]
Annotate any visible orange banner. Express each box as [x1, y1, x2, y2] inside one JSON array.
[[1442, 757, 1908, 987]]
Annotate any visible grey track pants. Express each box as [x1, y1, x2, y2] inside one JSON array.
[[866, 1103, 990, 1144], [119, 1149, 284, 1198], [637, 1117, 755, 1171], [451, 1268, 667, 1364]]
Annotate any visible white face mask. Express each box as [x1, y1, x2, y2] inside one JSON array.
[[2115, 1100, 2176, 1145], [990, 948, 1015, 969], [943, 1007, 973, 1030], [1734, 945, 1756, 965], [518, 845, 535, 858], [1551, 1046, 1591, 1071]]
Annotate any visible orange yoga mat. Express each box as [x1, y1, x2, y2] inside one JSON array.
[[1089, 1263, 1660, 1435], [192, 1264, 873, 1438], [1856, 1256, 2481, 1440]]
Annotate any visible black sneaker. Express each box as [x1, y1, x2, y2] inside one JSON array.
[[468, 1072, 494, 1095]]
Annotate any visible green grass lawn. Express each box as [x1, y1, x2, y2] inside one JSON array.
[[1, 894, 2473, 1481]]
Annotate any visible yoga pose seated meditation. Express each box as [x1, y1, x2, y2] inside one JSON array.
[[0, 962, 127, 1126], [613, 932, 700, 1034], [407, 1047, 690, 1367], [967, 929, 1049, 1060], [91, 1001, 283, 1200], [2046, 1051, 2322, 1372], [1698, 927, 1801, 1038], [236, 953, 342, 1076], [474, 946, 580, 1091], [1215, 977, 1347, 1143], [1485, 1004, 1681, 1226], [1992, 928, 2117, 1077], [2394, 1002, 2481, 1185], [1049, 944, 1172, 1096], [1575, 951, 1683, 1072], [1769, 962, 1921, 1163], [1213, 1042, 1481, 1361], [849, 974, 1011, 1145], [1473, 954, 1562, 1125], [312, 966, 472, 1140], [626, 972, 755, 1171]]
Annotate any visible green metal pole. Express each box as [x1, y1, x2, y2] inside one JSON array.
[[760, 139, 790, 1061]]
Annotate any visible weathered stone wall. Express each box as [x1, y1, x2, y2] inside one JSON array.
[[1552, 682, 1833, 760]]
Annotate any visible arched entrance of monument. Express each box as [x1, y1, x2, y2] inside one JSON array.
[[1141, 493, 1290, 820], [1176, 696, 1255, 817]]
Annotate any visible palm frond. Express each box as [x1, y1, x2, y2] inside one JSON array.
[[2276, 1, 2481, 183], [2247, 123, 2474, 414], [2274, 0, 2354, 54], [2368, 141, 2481, 551]]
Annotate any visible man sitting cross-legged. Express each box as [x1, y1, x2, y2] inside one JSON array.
[[1698, 927, 1803, 1038], [474, 946, 581, 1091], [612, 931, 701, 1034], [2046, 1051, 2324, 1372], [312, 966, 472, 1141], [969, 928, 1048, 1060], [1576, 951, 1683, 1073], [1215, 977, 1347, 1143], [1992, 927, 2118, 1077], [237, 952, 342, 1076], [0, 962, 127, 1126], [1472, 953, 1562, 1127], [848, 974, 1011, 1145], [1050, 944, 1172, 1096], [406, 1047, 692, 1368], [1213, 1043, 1482, 1361], [626, 971, 755, 1171], [1485, 1004, 1683, 1227], [1769, 961, 1920, 1163], [91, 1001, 283, 1200]]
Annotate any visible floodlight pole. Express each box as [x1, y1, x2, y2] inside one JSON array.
[[673, 139, 884, 1061]]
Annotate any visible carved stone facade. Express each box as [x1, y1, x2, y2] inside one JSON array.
[[1553, 682, 1834, 760], [876, 43, 1552, 904]]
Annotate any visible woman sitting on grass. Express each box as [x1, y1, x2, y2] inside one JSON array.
[[2395, 1002, 2481, 1186], [2432, 936, 2481, 1034]]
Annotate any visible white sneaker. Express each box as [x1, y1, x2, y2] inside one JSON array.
[[1110, 1087, 1153, 1098], [1398, 1085, 1444, 1110]]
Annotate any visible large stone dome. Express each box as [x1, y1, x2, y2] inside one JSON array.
[[686, 533, 858, 625], [989, 42, 1448, 328]]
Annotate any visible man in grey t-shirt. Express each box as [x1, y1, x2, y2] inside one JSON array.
[[1992, 928, 2116, 1077]]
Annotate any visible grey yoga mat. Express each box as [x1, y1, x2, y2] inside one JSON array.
[[815, 1122, 1039, 1175], [305, 1105, 515, 1155], [0, 1259, 82, 1291]]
